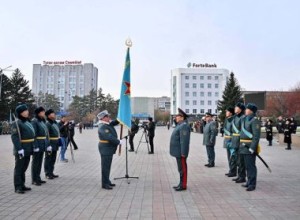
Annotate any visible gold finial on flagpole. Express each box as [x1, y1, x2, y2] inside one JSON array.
[[125, 38, 132, 47]]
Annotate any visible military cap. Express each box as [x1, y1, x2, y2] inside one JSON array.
[[15, 104, 28, 117], [35, 106, 45, 115], [226, 107, 235, 115], [97, 110, 110, 119], [45, 109, 55, 117], [235, 102, 245, 111], [246, 103, 258, 113], [177, 108, 188, 119]]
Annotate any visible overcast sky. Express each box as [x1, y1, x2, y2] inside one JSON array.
[[1, 0, 300, 98]]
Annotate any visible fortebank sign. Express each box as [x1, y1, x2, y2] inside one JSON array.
[[187, 62, 217, 68]]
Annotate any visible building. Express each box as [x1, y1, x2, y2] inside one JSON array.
[[170, 63, 229, 116], [32, 61, 98, 110]]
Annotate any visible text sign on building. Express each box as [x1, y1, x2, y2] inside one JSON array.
[[187, 62, 217, 68], [43, 60, 82, 65]]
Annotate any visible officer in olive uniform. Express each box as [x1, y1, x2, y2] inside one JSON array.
[[239, 103, 261, 191], [170, 108, 190, 191], [231, 102, 246, 183], [44, 109, 60, 179], [223, 107, 235, 177], [11, 104, 35, 194], [31, 107, 48, 185], [98, 110, 123, 190], [203, 112, 218, 167]]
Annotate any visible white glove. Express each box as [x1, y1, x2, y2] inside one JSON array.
[[33, 148, 40, 152], [47, 146, 52, 151], [18, 149, 24, 157], [249, 148, 255, 154], [119, 139, 125, 146]]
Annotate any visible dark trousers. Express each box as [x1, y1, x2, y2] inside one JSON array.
[[237, 153, 246, 180], [101, 155, 113, 186], [69, 135, 78, 149], [206, 145, 215, 165], [287, 143, 292, 149], [268, 140, 272, 146], [227, 148, 237, 175], [44, 151, 57, 176], [244, 154, 257, 187], [14, 155, 31, 190], [176, 157, 188, 188], [31, 151, 44, 182], [129, 134, 135, 150], [149, 135, 154, 153]]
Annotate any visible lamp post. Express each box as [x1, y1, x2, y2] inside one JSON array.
[[0, 65, 12, 100]]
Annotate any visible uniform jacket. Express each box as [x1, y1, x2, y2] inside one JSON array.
[[98, 120, 120, 156], [284, 125, 293, 144], [290, 120, 297, 134], [223, 116, 234, 148], [46, 118, 60, 151], [231, 113, 244, 149], [265, 124, 273, 141], [239, 114, 261, 154], [147, 121, 155, 137], [170, 120, 190, 158], [11, 118, 35, 156], [31, 117, 49, 151], [203, 120, 218, 146]]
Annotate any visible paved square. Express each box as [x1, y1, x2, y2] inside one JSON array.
[[1, 126, 300, 219]]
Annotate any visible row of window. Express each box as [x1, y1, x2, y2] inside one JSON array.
[[185, 100, 218, 106], [185, 109, 218, 114], [185, 83, 218, 89], [185, 91, 219, 97], [185, 75, 219, 80]]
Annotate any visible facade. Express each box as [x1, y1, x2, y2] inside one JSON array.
[[32, 61, 98, 110], [170, 65, 229, 116]]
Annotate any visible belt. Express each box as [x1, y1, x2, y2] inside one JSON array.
[[240, 139, 252, 143], [49, 137, 59, 140], [99, 140, 109, 143], [224, 135, 231, 139], [36, 136, 46, 140], [21, 139, 34, 143], [232, 133, 240, 136]]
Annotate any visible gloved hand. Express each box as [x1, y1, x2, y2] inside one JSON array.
[[119, 139, 125, 146], [47, 146, 52, 152], [249, 148, 255, 154], [18, 149, 24, 157], [33, 148, 40, 152]]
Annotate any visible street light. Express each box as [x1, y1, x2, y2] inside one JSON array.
[[0, 65, 13, 100]]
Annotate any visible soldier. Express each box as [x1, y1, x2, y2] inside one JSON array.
[[265, 119, 273, 146], [128, 119, 139, 152], [44, 109, 60, 179], [203, 112, 218, 167], [147, 117, 155, 154], [170, 108, 190, 191], [31, 107, 48, 185], [276, 116, 285, 134], [11, 104, 35, 194], [223, 107, 235, 177], [284, 119, 293, 150], [231, 102, 246, 184], [97, 110, 124, 190], [239, 103, 260, 191]]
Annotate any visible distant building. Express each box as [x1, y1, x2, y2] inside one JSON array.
[[170, 64, 229, 115], [32, 61, 98, 110]]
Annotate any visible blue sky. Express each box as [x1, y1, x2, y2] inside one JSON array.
[[1, 0, 300, 98]]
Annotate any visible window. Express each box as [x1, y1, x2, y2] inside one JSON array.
[[215, 109, 218, 114], [208, 83, 211, 88], [185, 109, 190, 114], [208, 109, 212, 113], [193, 92, 197, 97], [208, 100, 212, 105], [185, 83, 189, 88], [200, 109, 205, 114], [207, 76, 212, 80], [215, 92, 219, 97], [193, 109, 197, 114], [215, 84, 219, 89], [200, 100, 204, 105], [192, 83, 197, 88], [208, 92, 212, 97], [200, 76, 204, 80], [193, 100, 197, 105], [200, 92, 204, 97], [185, 92, 189, 97], [215, 76, 219, 80], [185, 100, 190, 105], [200, 83, 204, 88], [193, 76, 197, 80], [185, 76, 189, 80]]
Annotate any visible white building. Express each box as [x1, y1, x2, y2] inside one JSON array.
[[170, 64, 229, 115], [32, 61, 98, 111]]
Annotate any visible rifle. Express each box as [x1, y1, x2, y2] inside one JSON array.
[[12, 114, 23, 159]]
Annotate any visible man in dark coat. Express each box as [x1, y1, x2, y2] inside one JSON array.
[[147, 117, 155, 154], [170, 108, 190, 191], [284, 119, 293, 150], [11, 104, 35, 194], [58, 116, 69, 162], [31, 106, 48, 185], [265, 119, 273, 146], [239, 103, 261, 191], [223, 107, 235, 177], [97, 110, 123, 190], [128, 119, 139, 152], [203, 112, 218, 167], [45, 109, 60, 179], [290, 117, 297, 134]]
